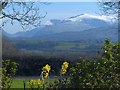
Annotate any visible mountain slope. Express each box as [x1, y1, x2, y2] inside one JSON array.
[[35, 27, 118, 41], [9, 14, 117, 42]]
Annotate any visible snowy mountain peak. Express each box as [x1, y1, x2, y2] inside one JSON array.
[[43, 14, 116, 26], [69, 14, 116, 23], [44, 19, 62, 26], [45, 20, 53, 26]]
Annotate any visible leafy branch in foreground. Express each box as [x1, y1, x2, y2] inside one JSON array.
[[2, 60, 18, 90], [69, 39, 120, 88]]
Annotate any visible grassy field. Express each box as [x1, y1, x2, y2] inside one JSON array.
[[11, 80, 26, 88], [11, 77, 54, 88], [12, 40, 95, 51]]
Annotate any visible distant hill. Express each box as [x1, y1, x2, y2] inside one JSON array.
[[2, 14, 118, 76], [3, 14, 118, 52], [2, 33, 19, 58], [31, 27, 117, 41], [9, 14, 118, 42]]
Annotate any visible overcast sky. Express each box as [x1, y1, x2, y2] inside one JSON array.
[[3, 2, 101, 34]]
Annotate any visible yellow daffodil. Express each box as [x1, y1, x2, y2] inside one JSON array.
[[61, 69, 67, 75], [63, 62, 69, 69], [42, 64, 51, 73], [44, 72, 49, 79], [37, 79, 40, 85], [61, 61, 69, 75], [42, 64, 51, 79]]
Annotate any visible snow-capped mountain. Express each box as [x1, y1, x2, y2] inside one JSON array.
[[43, 14, 116, 27], [9, 14, 117, 41], [69, 14, 116, 23]]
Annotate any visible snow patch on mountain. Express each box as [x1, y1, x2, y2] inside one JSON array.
[[45, 20, 53, 26], [69, 14, 116, 23]]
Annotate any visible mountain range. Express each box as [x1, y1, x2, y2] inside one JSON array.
[[4, 14, 118, 42]]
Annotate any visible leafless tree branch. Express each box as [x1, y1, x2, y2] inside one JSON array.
[[0, 1, 47, 29], [99, 0, 119, 18]]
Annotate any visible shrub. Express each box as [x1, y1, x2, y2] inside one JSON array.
[[68, 39, 120, 88], [2, 60, 18, 90]]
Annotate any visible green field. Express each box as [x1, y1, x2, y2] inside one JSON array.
[[11, 78, 54, 88], [11, 80, 26, 88], [55, 42, 89, 49], [12, 40, 101, 51]]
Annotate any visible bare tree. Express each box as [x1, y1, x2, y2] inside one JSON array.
[[0, 0, 47, 29], [99, 0, 119, 42], [99, 0, 119, 18]]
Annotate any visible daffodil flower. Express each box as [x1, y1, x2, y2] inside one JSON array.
[[61, 61, 69, 75]]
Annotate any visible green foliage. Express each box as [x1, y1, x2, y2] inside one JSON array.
[[68, 39, 120, 88], [47, 62, 70, 89], [2, 39, 120, 89], [47, 76, 70, 89], [2, 60, 18, 90]]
